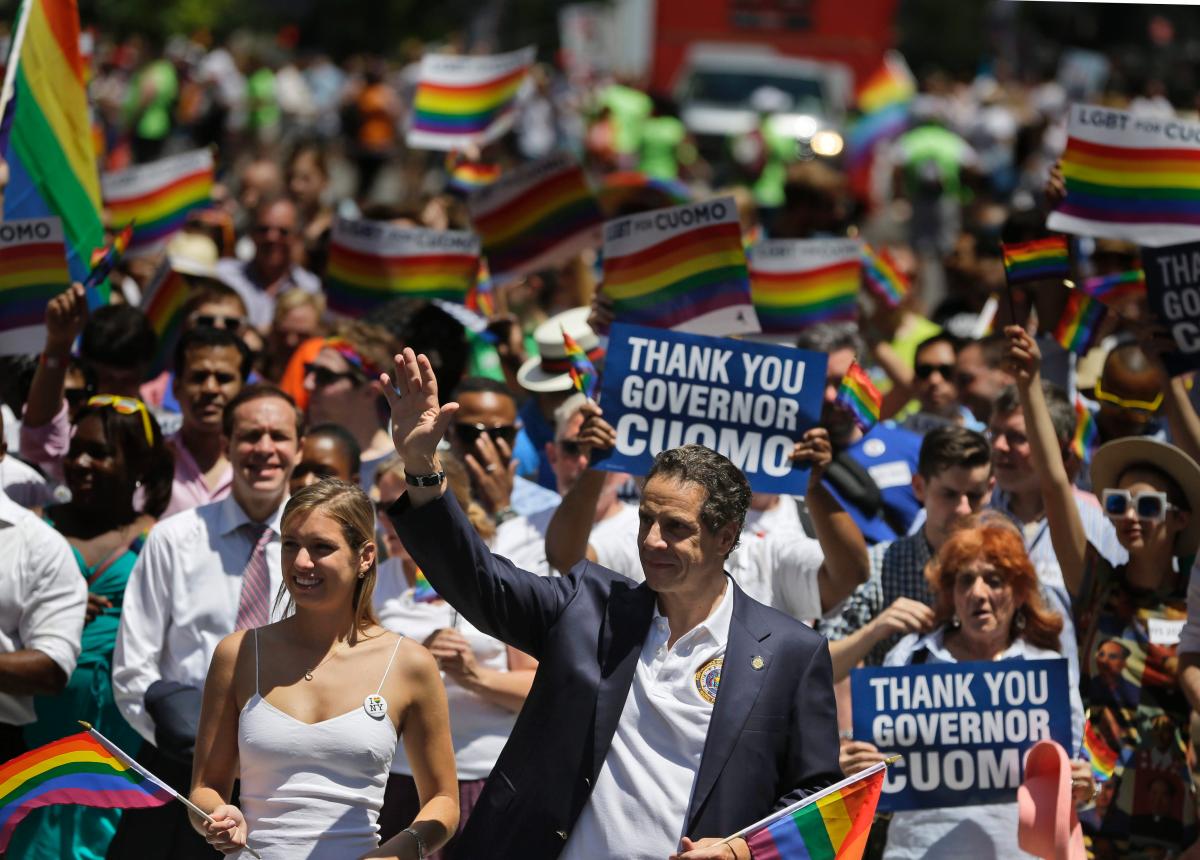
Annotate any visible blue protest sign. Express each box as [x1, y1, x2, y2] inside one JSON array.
[[592, 322, 827, 495], [850, 658, 1073, 812]]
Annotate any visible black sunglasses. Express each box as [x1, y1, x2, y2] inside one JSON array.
[[453, 423, 518, 448], [914, 363, 956, 381], [191, 313, 245, 331], [557, 438, 585, 458], [304, 363, 360, 388]]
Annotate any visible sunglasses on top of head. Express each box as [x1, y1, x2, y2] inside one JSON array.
[[1101, 488, 1176, 523]]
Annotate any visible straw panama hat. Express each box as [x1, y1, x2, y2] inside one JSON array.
[[517, 307, 603, 394], [1090, 437, 1200, 557]]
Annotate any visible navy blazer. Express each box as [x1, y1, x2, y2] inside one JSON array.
[[389, 493, 841, 859]]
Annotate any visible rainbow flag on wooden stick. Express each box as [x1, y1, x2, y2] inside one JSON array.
[[407, 47, 534, 150], [1048, 104, 1200, 245], [835, 362, 882, 432], [1080, 270, 1145, 307], [0, 217, 70, 355], [101, 149, 214, 255], [860, 244, 908, 309], [562, 327, 598, 399], [749, 239, 861, 334], [468, 152, 603, 280], [1054, 291, 1106, 355], [1071, 396, 1099, 463], [0, 0, 104, 284], [140, 257, 192, 374], [603, 196, 759, 337], [1001, 237, 1070, 285], [739, 759, 888, 860], [325, 217, 481, 317], [0, 725, 172, 850]]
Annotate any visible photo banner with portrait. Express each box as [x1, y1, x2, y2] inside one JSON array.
[[851, 658, 1072, 811]]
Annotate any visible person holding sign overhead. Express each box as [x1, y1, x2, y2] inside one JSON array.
[[381, 347, 843, 860], [841, 519, 1088, 859]]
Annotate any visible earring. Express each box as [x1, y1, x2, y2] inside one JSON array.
[[1014, 609, 1026, 632], [358, 571, 366, 579], [951, 615, 961, 629]]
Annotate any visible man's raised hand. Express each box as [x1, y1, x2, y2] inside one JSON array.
[[380, 348, 459, 473]]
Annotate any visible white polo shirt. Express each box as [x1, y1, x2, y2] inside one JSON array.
[[560, 580, 734, 860]]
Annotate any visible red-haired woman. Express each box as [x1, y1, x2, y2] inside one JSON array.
[[841, 523, 1088, 859]]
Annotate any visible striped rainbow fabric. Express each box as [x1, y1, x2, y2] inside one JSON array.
[[412, 570, 438, 604], [744, 760, 886, 860], [0, 217, 70, 353], [1080, 270, 1145, 307], [1, 0, 104, 283], [835, 362, 882, 432], [1071, 396, 1099, 463], [407, 47, 534, 150], [860, 244, 908, 309], [101, 149, 214, 254], [1082, 721, 1119, 782], [562, 327, 598, 399], [0, 729, 172, 850], [749, 239, 861, 334], [140, 258, 192, 373], [1054, 290, 1106, 355], [1001, 237, 1070, 286], [846, 52, 915, 172]]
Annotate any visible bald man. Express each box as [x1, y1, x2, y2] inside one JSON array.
[[1094, 344, 1166, 443]]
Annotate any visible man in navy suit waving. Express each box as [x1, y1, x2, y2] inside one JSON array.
[[383, 348, 845, 860]]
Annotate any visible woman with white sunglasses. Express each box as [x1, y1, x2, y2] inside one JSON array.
[[1006, 325, 1200, 860]]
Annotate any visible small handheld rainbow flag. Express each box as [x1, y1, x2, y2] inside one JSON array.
[[860, 244, 908, 309], [82, 222, 134, 306], [836, 362, 882, 432], [1082, 720, 1120, 782], [413, 570, 439, 604], [845, 52, 915, 173], [407, 47, 534, 150], [467, 152, 604, 280], [325, 218, 481, 317], [101, 149, 214, 255], [1080, 270, 1145, 308], [562, 327, 598, 399], [1054, 291, 1106, 355], [739, 758, 888, 860], [0, 217, 71, 356], [749, 239, 861, 334], [1001, 237, 1070, 286], [446, 152, 501, 194], [464, 259, 496, 318], [140, 258, 192, 374], [1071, 396, 1099, 463]]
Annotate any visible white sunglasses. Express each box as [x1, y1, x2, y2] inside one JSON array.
[[1101, 489, 1176, 523]]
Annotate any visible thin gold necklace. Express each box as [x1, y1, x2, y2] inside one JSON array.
[[304, 641, 348, 681]]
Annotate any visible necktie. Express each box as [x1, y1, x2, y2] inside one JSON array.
[[235, 523, 273, 630]]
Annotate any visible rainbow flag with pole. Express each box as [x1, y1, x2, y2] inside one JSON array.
[[82, 221, 133, 308], [1082, 721, 1120, 783], [446, 157, 500, 194], [140, 257, 192, 374], [325, 217, 481, 317], [603, 196, 759, 337], [0, 0, 104, 284], [562, 327, 598, 399], [1054, 291, 1106, 355], [1071, 396, 1099, 463], [740, 758, 888, 860], [1048, 105, 1200, 245], [0, 725, 172, 850], [101, 149, 214, 255], [0, 216, 70, 355], [467, 152, 603, 280], [1001, 237, 1070, 285], [749, 239, 861, 334], [835, 362, 882, 432], [407, 47, 534, 151], [860, 243, 908, 309], [1080, 270, 1145, 308]]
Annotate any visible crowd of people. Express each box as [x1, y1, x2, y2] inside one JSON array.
[[2, 22, 1200, 860]]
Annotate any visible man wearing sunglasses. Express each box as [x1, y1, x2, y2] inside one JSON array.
[[214, 196, 320, 330], [899, 333, 985, 435]]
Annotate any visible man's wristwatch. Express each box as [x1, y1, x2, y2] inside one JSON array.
[[405, 470, 445, 487], [402, 826, 426, 858], [493, 506, 519, 525]]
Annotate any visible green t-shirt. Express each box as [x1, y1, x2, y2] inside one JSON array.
[[247, 68, 280, 131], [601, 84, 652, 155], [638, 116, 686, 180], [125, 59, 178, 141]]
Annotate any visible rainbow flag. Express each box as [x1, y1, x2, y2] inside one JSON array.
[[1054, 290, 1106, 355], [325, 217, 481, 317], [1080, 270, 1145, 308], [82, 221, 133, 308], [140, 257, 192, 374], [749, 239, 861, 334], [407, 47, 534, 151], [562, 327, 598, 399], [1071, 396, 1098, 463], [603, 196, 759, 337], [467, 152, 603, 280], [1048, 105, 1200, 245], [1, 0, 103, 284], [447, 159, 500, 194], [860, 244, 908, 309], [1082, 721, 1119, 782], [835, 362, 882, 432], [0, 728, 172, 850], [464, 259, 495, 318], [0, 217, 70, 355], [1001, 237, 1070, 286], [846, 52, 915, 172], [743, 759, 886, 860], [412, 570, 438, 604], [101, 149, 214, 254]]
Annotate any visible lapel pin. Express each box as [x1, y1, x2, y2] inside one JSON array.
[[751, 655, 765, 670]]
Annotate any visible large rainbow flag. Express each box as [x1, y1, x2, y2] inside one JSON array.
[[1047, 104, 1200, 246], [741, 760, 887, 860], [407, 47, 534, 151], [845, 52, 915, 181], [467, 152, 603, 280], [603, 196, 759, 337], [140, 257, 192, 374], [0, 727, 172, 850], [1054, 290, 1106, 355], [0, 0, 104, 284], [101, 149, 214, 254], [749, 238, 861, 334], [1001, 237, 1070, 286], [0, 217, 70, 355], [325, 217, 481, 317]]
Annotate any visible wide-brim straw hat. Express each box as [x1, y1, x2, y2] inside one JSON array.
[[1090, 437, 1200, 557]]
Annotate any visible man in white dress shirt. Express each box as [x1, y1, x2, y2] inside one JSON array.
[[110, 382, 302, 860], [0, 483, 86, 761]]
